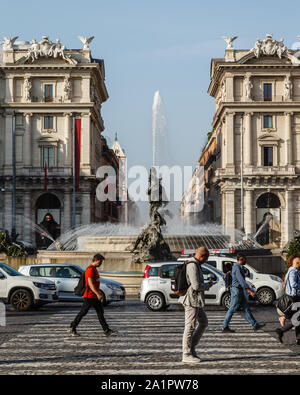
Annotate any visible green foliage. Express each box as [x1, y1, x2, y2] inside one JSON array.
[[285, 237, 300, 274], [0, 230, 25, 257]]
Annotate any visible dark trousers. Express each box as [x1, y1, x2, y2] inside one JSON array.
[[71, 298, 109, 332]]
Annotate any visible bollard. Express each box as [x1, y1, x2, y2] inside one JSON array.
[[0, 301, 6, 327]]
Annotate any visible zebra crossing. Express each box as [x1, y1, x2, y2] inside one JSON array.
[[1, 308, 300, 375]]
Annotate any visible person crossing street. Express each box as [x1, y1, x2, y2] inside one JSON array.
[[70, 254, 117, 337], [222, 253, 265, 333]]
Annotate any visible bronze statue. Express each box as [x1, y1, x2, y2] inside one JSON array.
[[131, 167, 175, 264]]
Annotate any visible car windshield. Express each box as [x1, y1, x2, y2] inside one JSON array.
[[203, 264, 224, 278], [0, 262, 23, 276], [245, 264, 258, 273]]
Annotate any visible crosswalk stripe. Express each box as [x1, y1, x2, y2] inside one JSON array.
[[1, 309, 299, 375]]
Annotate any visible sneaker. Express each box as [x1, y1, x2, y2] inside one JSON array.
[[253, 323, 266, 331], [222, 327, 236, 333], [104, 329, 118, 337], [191, 348, 201, 360], [69, 327, 80, 337], [275, 328, 283, 344], [182, 354, 201, 364]]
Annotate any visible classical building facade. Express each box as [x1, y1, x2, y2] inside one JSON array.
[[196, 34, 300, 249], [0, 36, 111, 246]]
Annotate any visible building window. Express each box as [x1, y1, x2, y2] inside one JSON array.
[[44, 116, 54, 129], [44, 85, 53, 102], [264, 83, 272, 101], [42, 146, 55, 168], [263, 115, 273, 129], [263, 146, 273, 166]]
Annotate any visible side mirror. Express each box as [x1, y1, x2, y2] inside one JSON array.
[[0, 272, 6, 280], [208, 273, 217, 282]]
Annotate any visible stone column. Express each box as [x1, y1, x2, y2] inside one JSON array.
[[24, 113, 33, 167], [81, 192, 91, 225], [225, 74, 234, 102], [284, 189, 294, 246], [225, 112, 235, 168], [4, 191, 12, 232], [81, 77, 91, 102], [285, 112, 293, 165], [64, 113, 72, 166], [81, 113, 91, 175], [23, 190, 32, 243], [244, 189, 254, 236], [244, 112, 253, 166], [5, 77, 14, 103], [4, 112, 13, 168], [62, 190, 72, 231], [224, 189, 236, 243]]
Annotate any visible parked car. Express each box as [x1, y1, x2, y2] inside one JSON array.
[[140, 261, 249, 311], [0, 262, 58, 311], [18, 264, 126, 306], [179, 254, 284, 305]]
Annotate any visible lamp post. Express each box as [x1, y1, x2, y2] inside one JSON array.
[[240, 112, 245, 234], [11, 112, 17, 242], [72, 113, 76, 229]]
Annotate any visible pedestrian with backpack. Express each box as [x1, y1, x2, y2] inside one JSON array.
[[179, 246, 214, 364], [275, 254, 300, 345], [69, 254, 117, 337], [221, 253, 265, 333]]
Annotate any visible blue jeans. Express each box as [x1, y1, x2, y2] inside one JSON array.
[[222, 287, 257, 329]]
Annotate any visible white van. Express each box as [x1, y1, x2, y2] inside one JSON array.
[[179, 253, 284, 305]]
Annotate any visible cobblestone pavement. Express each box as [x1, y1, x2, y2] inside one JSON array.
[[0, 301, 300, 375]]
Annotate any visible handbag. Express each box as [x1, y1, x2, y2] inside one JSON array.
[[276, 294, 294, 318]]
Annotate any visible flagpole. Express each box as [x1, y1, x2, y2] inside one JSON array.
[[72, 113, 76, 229]]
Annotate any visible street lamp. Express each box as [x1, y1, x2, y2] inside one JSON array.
[[240, 112, 245, 235], [11, 112, 17, 242]]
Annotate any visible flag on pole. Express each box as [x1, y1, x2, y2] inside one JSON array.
[[44, 161, 48, 191], [75, 118, 81, 192]]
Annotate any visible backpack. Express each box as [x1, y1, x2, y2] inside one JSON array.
[[171, 261, 192, 297], [224, 271, 232, 289], [276, 294, 294, 318], [74, 270, 88, 297]]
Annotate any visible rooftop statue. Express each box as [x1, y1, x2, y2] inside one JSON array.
[[78, 36, 95, 50], [20, 36, 77, 65], [222, 36, 238, 50]]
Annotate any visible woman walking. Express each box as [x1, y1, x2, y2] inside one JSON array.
[[276, 254, 300, 345]]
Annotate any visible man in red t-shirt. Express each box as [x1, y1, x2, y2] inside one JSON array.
[[70, 254, 117, 337]]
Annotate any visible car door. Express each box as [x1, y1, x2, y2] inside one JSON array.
[[55, 266, 82, 300], [201, 266, 219, 304], [159, 264, 178, 304], [0, 269, 7, 298]]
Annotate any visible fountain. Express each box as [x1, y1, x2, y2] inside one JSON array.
[[35, 90, 275, 291]]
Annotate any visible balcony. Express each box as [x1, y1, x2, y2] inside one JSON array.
[[21, 167, 72, 177], [214, 165, 296, 180]]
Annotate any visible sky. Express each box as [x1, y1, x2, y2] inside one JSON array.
[[1, 0, 300, 172]]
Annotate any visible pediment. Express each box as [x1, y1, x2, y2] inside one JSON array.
[[239, 51, 299, 66], [16, 36, 77, 66], [258, 133, 281, 142]]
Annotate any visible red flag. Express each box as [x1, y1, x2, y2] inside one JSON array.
[[75, 118, 81, 192], [44, 161, 48, 191]]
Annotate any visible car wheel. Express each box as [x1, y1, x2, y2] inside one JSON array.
[[100, 291, 108, 307], [256, 287, 275, 305], [146, 292, 166, 311], [221, 292, 231, 310], [10, 289, 33, 311]]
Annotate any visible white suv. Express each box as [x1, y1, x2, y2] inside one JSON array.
[[140, 261, 235, 311], [0, 262, 58, 311], [180, 254, 284, 305]]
